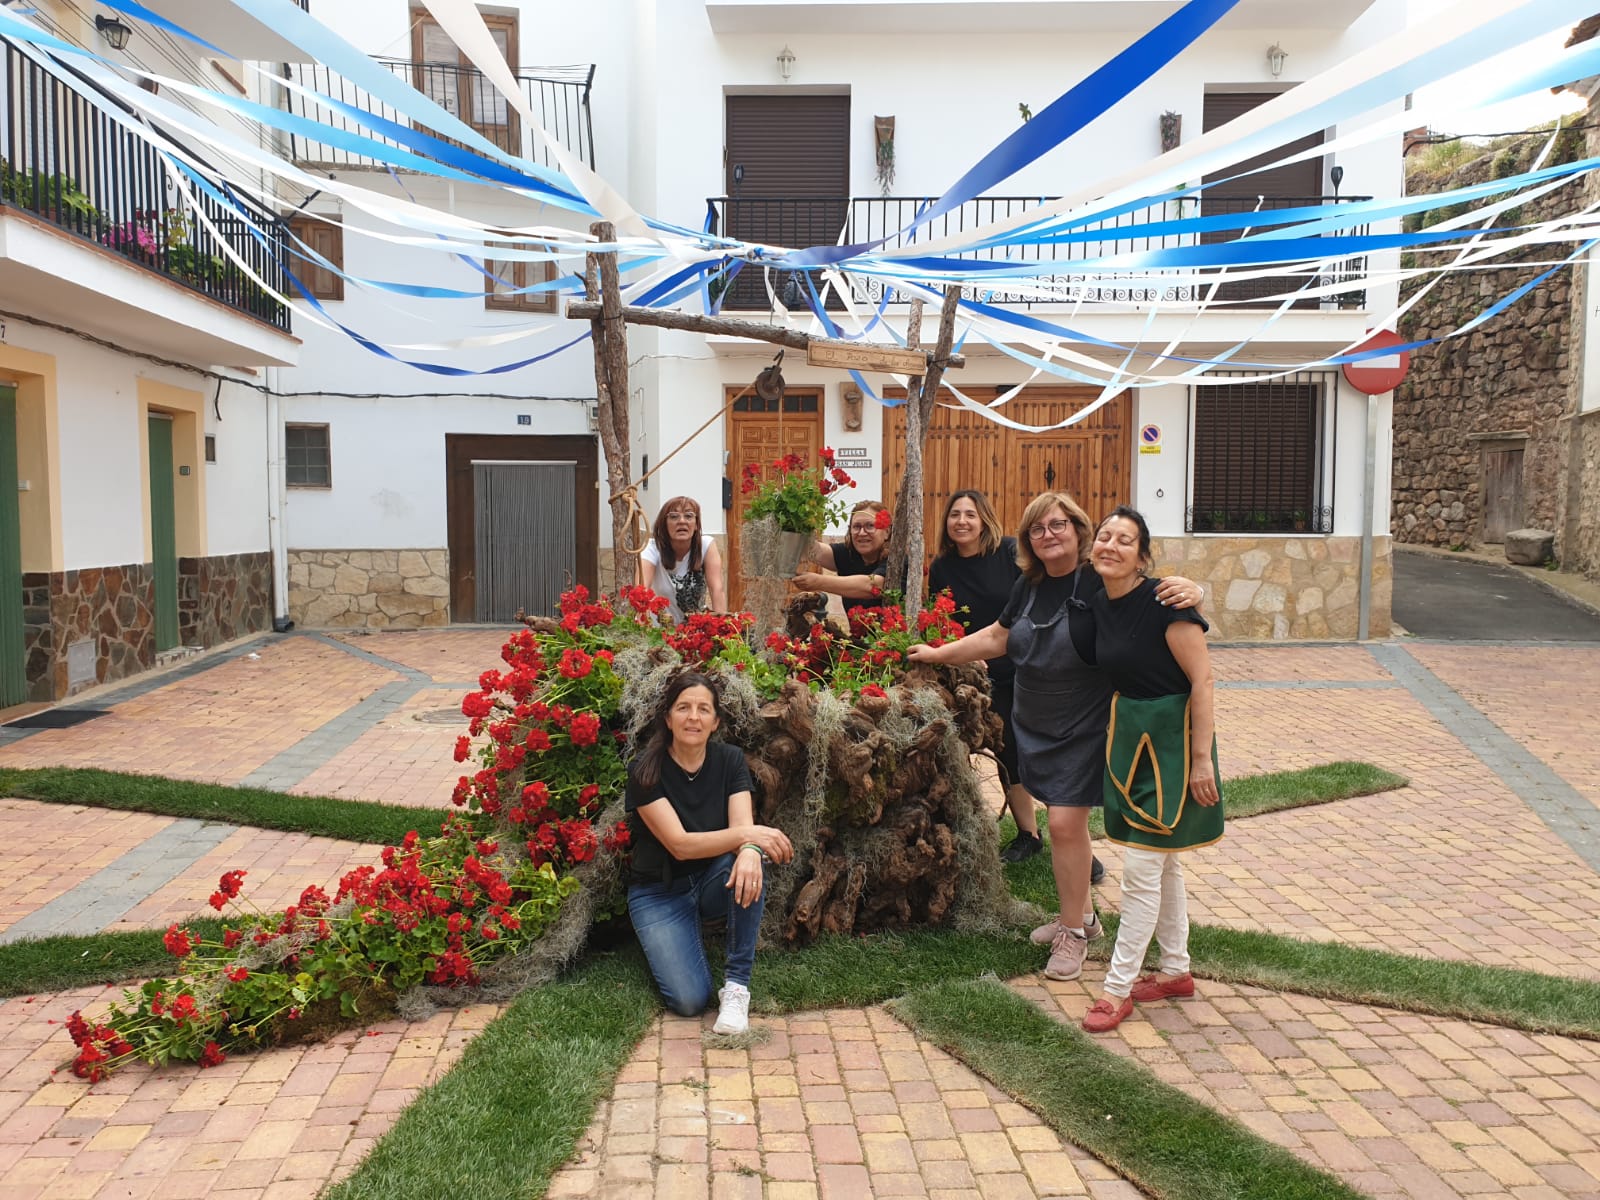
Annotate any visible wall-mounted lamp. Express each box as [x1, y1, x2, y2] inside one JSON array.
[[1329, 164, 1344, 200], [95, 14, 134, 50], [841, 384, 864, 432], [777, 45, 795, 82], [1265, 42, 1287, 78]]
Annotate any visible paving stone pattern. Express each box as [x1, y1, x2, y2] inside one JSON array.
[[2, 632, 1600, 1198]]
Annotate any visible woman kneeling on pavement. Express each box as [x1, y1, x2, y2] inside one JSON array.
[[1080, 507, 1223, 1035], [625, 672, 794, 1033], [907, 492, 1202, 985]]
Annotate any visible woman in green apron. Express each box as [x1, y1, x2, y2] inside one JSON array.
[[1081, 506, 1222, 1035]]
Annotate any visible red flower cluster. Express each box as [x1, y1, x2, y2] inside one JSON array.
[[208, 868, 247, 911], [874, 507, 893, 530], [65, 1012, 133, 1082], [663, 612, 754, 666], [164, 925, 194, 959]]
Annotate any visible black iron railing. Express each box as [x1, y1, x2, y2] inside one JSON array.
[[705, 194, 1370, 311], [281, 58, 595, 172], [1, 44, 291, 329]]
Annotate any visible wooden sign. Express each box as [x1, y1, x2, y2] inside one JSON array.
[[806, 341, 934, 375]]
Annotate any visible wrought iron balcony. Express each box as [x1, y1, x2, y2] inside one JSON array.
[[281, 58, 595, 173], [705, 194, 1370, 312], [1, 44, 291, 330]]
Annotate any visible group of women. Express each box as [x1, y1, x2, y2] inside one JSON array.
[[626, 487, 1222, 1037]]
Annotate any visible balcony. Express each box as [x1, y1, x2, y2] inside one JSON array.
[[1, 43, 291, 337], [281, 58, 595, 173], [705, 194, 1370, 312]]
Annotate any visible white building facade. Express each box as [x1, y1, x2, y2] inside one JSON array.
[[2, 0, 1407, 707]]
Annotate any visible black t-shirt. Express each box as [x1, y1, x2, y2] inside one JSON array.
[[999, 563, 1103, 665], [929, 538, 1020, 681], [624, 741, 753, 883], [1091, 576, 1210, 699], [831, 541, 908, 612]]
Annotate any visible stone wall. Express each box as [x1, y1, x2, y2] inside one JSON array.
[[1393, 130, 1583, 547], [287, 549, 450, 629], [178, 552, 272, 649], [1151, 535, 1391, 641], [1563, 409, 1600, 581], [22, 562, 156, 701]]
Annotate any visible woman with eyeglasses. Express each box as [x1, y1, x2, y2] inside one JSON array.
[[638, 496, 727, 623], [792, 499, 906, 613], [908, 492, 1203, 985]]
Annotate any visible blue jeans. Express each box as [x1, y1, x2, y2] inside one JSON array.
[[628, 852, 765, 1017]]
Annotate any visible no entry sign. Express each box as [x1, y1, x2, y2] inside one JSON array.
[[1342, 329, 1410, 395]]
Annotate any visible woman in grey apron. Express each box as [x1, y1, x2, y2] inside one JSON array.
[[909, 491, 1202, 983]]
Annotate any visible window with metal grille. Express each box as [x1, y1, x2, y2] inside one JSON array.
[[286, 423, 332, 488], [1187, 371, 1335, 533]]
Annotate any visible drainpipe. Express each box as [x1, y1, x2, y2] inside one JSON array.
[[266, 368, 291, 631], [1357, 388, 1379, 641]]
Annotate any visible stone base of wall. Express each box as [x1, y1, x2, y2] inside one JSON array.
[[1151, 535, 1392, 641], [179, 552, 272, 648], [1560, 409, 1600, 583], [288, 550, 450, 629], [22, 563, 156, 701]]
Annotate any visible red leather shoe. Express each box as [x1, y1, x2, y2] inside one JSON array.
[[1129, 972, 1195, 1002], [1081, 996, 1134, 1033]]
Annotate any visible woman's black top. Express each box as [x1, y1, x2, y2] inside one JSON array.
[[831, 541, 907, 612], [929, 537, 1020, 682], [624, 741, 753, 884], [999, 563, 1103, 665], [1090, 577, 1209, 698]]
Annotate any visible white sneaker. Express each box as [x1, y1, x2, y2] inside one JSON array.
[[713, 982, 750, 1035]]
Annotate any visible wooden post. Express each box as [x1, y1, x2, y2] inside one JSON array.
[[586, 221, 636, 590], [887, 285, 961, 617]]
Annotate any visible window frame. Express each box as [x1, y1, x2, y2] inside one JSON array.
[[285, 422, 333, 490], [483, 243, 559, 314], [285, 214, 344, 302], [1184, 370, 1338, 535]]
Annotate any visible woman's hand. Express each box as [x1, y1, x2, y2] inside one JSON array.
[[1189, 757, 1220, 806], [728, 846, 764, 907], [905, 642, 943, 664], [791, 572, 826, 591], [1155, 575, 1204, 609], [752, 825, 794, 863]]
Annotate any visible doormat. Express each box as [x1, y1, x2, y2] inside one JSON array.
[[2, 708, 111, 730]]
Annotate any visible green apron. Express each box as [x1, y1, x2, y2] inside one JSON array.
[[1102, 692, 1224, 852]]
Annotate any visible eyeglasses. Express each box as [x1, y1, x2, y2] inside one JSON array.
[[664, 511, 696, 521], [1027, 519, 1075, 541], [849, 522, 880, 534]]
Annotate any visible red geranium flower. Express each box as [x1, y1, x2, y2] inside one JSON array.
[[569, 712, 602, 747], [874, 508, 893, 530], [163, 925, 193, 959]]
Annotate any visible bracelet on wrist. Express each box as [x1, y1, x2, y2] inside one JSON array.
[[739, 842, 765, 860]]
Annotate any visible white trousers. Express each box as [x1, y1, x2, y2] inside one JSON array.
[[1103, 847, 1191, 998]]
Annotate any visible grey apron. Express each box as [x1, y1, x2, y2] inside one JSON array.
[[1006, 568, 1114, 807]]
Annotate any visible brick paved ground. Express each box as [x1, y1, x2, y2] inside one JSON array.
[[2, 632, 1599, 1198], [0, 987, 498, 1200], [1410, 644, 1600, 811]]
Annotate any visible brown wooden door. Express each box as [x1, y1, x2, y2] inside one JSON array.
[[1201, 92, 1324, 307], [883, 386, 1131, 560], [725, 389, 824, 607], [445, 434, 598, 619], [412, 8, 519, 153], [1481, 446, 1525, 544], [724, 95, 850, 309]]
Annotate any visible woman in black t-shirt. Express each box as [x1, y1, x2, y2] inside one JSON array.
[[625, 672, 794, 1034], [793, 500, 903, 612], [927, 490, 1042, 863], [1080, 507, 1223, 1036]]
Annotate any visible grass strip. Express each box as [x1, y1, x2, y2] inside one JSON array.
[[0, 766, 430, 847], [1187, 923, 1600, 1039], [0, 920, 225, 998], [323, 948, 659, 1200], [891, 978, 1367, 1200], [1085, 760, 1407, 838]]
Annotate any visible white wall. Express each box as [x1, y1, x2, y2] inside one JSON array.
[[207, 381, 271, 556]]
